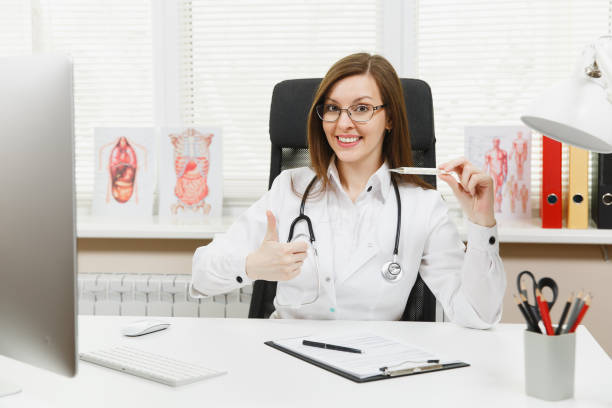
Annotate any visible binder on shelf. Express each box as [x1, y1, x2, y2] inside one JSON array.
[[567, 146, 589, 229], [591, 153, 612, 229], [541, 136, 563, 228], [265, 333, 469, 383]]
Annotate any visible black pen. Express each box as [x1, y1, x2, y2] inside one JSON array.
[[514, 295, 538, 333], [555, 293, 573, 335], [519, 293, 542, 334], [302, 340, 363, 354]]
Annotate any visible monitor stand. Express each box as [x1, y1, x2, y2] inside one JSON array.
[[0, 379, 21, 397]]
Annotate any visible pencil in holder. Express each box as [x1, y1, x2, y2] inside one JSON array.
[[524, 330, 575, 401]]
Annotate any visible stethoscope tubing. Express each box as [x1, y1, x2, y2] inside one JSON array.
[[288, 174, 402, 283], [287, 176, 319, 244]]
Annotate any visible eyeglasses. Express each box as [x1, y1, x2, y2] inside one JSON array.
[[315, 103, 386, 123]]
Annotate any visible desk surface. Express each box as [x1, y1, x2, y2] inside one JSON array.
[[2, 317, 611, 407]]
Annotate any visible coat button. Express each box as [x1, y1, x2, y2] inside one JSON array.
[[489, 236, 496, 245], [236, 276, 243, 283], [325, 277, 331, 282]]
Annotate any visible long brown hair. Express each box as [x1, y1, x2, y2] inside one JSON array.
[[305, 53, 433, 193]]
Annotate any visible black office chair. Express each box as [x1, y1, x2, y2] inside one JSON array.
[[248, 78, 437, 321]]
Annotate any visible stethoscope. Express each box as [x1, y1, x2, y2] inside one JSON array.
[[287, 175, 403, 285]]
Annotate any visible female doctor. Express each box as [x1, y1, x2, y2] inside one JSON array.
[[190, 53, 506, 329]]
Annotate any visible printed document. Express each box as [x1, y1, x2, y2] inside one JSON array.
[[273, 333, 459, 380]]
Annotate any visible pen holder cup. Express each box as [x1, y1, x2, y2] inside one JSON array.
[[524, 330, 575, 401]]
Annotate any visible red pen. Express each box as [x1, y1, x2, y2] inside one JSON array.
[[536, 288, 554, 335], [569, 294, 591, 333]]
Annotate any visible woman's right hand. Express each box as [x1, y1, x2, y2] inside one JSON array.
[[245, 210, 308, 281]]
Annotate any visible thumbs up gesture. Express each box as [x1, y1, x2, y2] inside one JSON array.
[[245, 210, 309, 281], [263, 209, 280, 242]]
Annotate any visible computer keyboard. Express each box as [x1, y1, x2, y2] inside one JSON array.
[[80, 346, 226, 387]]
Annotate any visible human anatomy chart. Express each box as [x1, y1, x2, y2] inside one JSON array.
[[92, 128, 155, 218], [159, 127, 222, 219], [465, 126, 531, 220]]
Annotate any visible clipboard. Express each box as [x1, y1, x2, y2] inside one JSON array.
[[265, 338, 469, 383]]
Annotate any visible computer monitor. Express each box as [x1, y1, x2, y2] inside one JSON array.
[[0, 55, 77, 397]]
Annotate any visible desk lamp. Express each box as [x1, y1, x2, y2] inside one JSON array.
[[521, 36, 612, 153]]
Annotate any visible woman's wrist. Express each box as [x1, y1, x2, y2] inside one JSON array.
[[468, 215, 497, 228]]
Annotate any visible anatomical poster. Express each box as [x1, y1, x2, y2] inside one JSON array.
[[92, 128, 155, 218], [159, 127, 223, 220], [465, 126, 531, 220]]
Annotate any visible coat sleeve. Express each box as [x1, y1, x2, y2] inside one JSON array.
[[418, 191, 506, 329], [188, 172, 287, 298]]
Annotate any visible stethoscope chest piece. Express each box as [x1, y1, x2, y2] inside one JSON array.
[[381, 257, 402, 283]]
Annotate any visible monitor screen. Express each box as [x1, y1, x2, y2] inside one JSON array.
[[0, 55, 77, 396]]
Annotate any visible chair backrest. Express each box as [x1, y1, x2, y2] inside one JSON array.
[[248, 78, 437, 321]]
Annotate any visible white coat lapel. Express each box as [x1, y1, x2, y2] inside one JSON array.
[[336, 241, 379, 286]]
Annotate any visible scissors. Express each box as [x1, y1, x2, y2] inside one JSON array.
[[516, 270, 559, 321]]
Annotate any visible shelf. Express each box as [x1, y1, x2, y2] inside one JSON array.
[[77, 215, 612, 244], [77, 215, 235, 239], [477, 218, 612, 244]]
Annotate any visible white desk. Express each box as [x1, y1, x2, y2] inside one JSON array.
[[2, 316, 611, 407]]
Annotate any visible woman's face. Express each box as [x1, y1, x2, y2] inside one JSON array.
[[322, 74, 389, 166]]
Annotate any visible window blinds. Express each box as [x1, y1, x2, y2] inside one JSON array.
[[34, 0, 155, 212], [0, 1, 155, 212], [417, 0, 612, 215], [0, 1, 31, 55], [5, 1, 610, 219], [178, 0, 382, 206], [2, 1, 383, 213]]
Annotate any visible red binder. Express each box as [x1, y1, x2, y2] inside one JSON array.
[[541, 136, 562, 228]]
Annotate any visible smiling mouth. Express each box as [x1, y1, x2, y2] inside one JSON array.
[[336, 136, 362, 143]]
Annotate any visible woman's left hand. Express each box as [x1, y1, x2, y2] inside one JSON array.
[[438, 157, 496, 227]]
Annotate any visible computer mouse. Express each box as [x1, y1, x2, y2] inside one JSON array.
[[120, 319, 171, 337]]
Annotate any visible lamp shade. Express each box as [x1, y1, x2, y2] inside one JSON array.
[[521, 41, 612, 153]]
